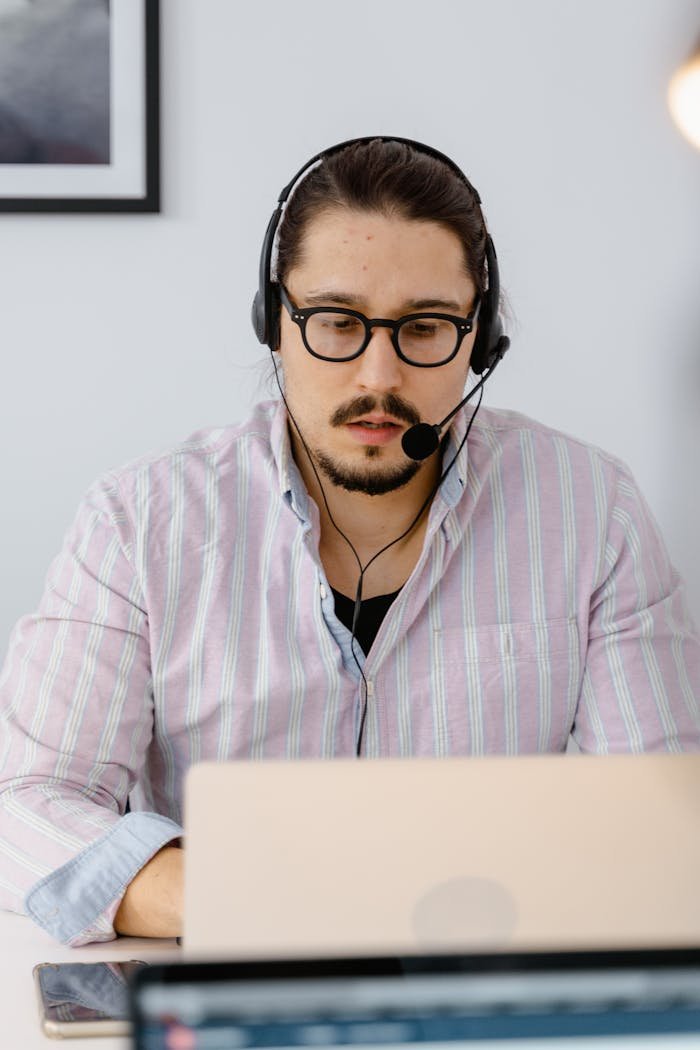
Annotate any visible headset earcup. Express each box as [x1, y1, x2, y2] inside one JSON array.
[[267, 283, 281, 350], [251, 290, 266, 345], [251, 279, 281, 350], [470, 292, 493, 375], [471, 234, 509, 375], [252, 205, 284, 349]]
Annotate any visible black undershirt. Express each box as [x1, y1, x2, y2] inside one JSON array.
[[331, 586, 402, 656]]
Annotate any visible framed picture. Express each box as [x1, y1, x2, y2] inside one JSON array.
[[0, 0, 159, 213]]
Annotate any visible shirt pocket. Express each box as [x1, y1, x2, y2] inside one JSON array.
[[432, 617, 581, 754], [460, 618, 576, 663]]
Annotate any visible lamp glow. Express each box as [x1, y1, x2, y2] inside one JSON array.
[[668, 50, 700, 150]]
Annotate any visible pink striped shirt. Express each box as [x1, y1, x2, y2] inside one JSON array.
[[1, 399, 699, 945]]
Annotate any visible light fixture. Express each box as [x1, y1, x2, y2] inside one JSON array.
[[668, 41, 700, 150]]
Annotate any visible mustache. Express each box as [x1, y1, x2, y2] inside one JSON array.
[[330, 394, 421, 428]]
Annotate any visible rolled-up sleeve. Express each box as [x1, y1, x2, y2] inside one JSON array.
[[0, 474, 178, 944], [24, 811, 182, 945], [574, 462, 700, 753]]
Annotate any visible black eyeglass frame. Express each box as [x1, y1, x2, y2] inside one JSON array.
[[279, 284, 481, 368]]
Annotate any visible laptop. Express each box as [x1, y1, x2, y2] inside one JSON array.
[[182, 754, 700, 958], [129, 947, 700, 1048]]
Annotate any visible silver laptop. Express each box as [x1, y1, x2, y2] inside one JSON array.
[[129, 947, 700, 1048], [182, 754, 700, 959]]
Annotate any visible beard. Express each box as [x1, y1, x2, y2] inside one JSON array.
[[311, 392, 423, 497], [314, 447, 420, 496]]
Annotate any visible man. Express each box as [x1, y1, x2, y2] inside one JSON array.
[[1, 137, 699, 946]]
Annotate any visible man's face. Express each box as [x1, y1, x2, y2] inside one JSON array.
[[278, 207, 478, 498]]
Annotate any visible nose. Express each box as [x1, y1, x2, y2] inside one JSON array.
[[354, 324, 403, 392]]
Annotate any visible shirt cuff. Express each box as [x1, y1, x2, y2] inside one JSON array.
[[24, 812, 183, 946]]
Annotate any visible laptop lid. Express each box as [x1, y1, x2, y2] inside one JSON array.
[[130, 948, 700, 1049], [182, 754, 700, 958]]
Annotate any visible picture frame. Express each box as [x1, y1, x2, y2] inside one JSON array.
[[0, 0, 160, 213]]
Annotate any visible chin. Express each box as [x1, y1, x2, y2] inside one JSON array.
[[314, 449, 420, 497]]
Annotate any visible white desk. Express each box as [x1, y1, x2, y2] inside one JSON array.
[[1, 910, 180, 1048]]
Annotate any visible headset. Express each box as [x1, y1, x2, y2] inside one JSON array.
[[251, 135, 510, 378], [249, 138, 511, 753]]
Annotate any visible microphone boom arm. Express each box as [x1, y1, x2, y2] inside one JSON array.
[[401, 341, 508, 462]]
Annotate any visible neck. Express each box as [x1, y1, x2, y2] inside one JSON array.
[[290, 428, 441, 594]]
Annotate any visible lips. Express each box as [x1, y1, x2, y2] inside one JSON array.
[[350, 416, 401, 428], [346, 418, 402, 446]]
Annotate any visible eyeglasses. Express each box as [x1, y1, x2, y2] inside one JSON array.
[[279, 284, 481, 368]]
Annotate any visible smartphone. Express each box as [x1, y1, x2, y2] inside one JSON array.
[[33, 960, 147, 1038]]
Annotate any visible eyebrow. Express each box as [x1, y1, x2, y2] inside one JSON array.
[[302, 289, 467, 314]]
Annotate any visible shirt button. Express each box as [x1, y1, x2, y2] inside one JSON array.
[[319, 584, 327, 600], [366, 680, 375, 697]]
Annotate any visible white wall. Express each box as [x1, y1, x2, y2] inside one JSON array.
[[1, 0, 699, 650]]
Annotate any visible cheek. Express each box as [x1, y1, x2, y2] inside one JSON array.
[[278, 322, 311, 392], [419, 366, 469, 419], [278, 349, 337, 423]]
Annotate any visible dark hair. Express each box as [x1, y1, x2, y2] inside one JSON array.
[[275, 139, 488, 297]]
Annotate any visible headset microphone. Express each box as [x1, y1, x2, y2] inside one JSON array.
[[401, 335, 510, 461], [400, 422, 443, 462]]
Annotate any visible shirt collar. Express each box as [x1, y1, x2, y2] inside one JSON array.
[[270, 400, 312, 523], [435, 407, 470, 510]]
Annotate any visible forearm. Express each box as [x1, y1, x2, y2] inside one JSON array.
[[114, 844, 184, 938]]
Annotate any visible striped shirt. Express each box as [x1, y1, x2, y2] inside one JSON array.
[[1, 399, 699, 946]]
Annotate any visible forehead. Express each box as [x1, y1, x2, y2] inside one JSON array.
[[288, 207, 473, 294]]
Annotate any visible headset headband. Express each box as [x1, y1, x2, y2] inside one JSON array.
[[275, 136, 482, 207]]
